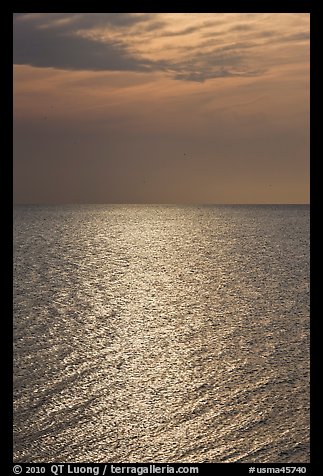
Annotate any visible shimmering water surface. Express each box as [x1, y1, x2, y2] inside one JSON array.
[[13, 205, 310, 463]]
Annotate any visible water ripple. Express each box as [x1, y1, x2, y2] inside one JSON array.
[[13, 205, 310, 463]]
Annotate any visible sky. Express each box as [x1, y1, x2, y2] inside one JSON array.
[[13, 13, 310, 204]]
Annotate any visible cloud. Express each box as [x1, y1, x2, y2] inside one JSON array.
[[281, 31, 310, 42], [14, 13, 155, 30], [13, 14, 156, 72], [13, 14, 264, 82], [13, 13, 308, 83], [220, 41, 257, 52], [172, 68, 264, 83], [159, 19, 226, 37], [167, 47, 266, 82], [257, 30, 278, 38], [173, 70, 241, 82], [229, 23, 255, 31], [159, 25, 202, 37], [142, 20, 168, 32]]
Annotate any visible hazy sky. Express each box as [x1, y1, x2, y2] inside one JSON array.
[[13, 13, 310, 204]]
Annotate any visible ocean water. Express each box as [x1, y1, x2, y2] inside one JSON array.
[[13, 204, 310, 463]]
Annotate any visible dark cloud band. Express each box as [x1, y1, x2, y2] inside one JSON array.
[[13, 13, 307, 82]]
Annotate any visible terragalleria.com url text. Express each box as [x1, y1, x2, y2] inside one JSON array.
[[55, 465, 198, 475], [14, 465, 199, 476]]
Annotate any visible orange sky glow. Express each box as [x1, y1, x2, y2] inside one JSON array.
[[13, 13, 310, 204]]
